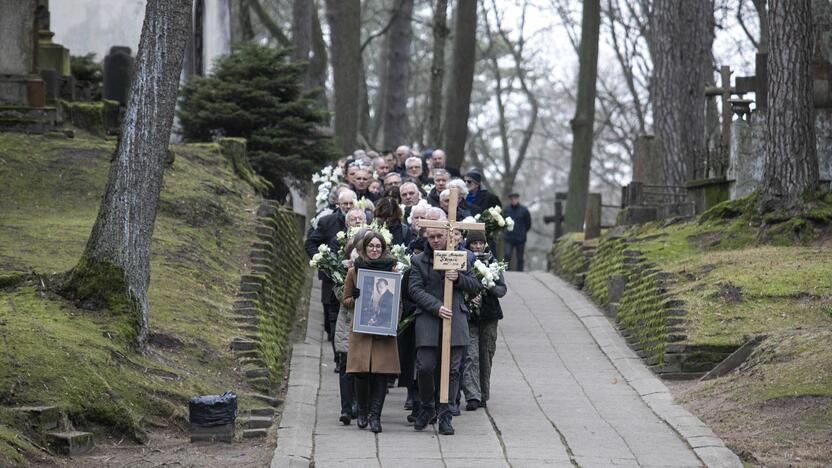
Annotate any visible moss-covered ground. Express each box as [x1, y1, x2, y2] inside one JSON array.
[[0, 132, 263, 465], [551, 196, 832, 466]]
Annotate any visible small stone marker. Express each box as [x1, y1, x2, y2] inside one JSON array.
[[419, 186, 485, 403], [583, 193, 602, 240]]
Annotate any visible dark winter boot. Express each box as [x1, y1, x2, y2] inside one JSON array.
[[369, 375, 387, 433], [413, 404, 435, 431], [354, 375, 370, 429], [407, 399, 421, 424], [437, 404, 455, 435]]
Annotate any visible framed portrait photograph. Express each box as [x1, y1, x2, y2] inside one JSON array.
[[353, 269, 401, 336]]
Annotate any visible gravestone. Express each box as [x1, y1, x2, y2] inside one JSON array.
[[0, 0, 45, 107], [583, 193, 602, 240], [727, 103, 761, 199], [632, 134, 664, 186], [103, 46, 133, 106]]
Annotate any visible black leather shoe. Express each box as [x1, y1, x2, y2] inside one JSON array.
[[465, 399, 479, 411], [407, 400, 420, 423], [438, 409, 454, 435], [479, 400, 487, 408], [370, 416, 382, 433], [413, 405, 435, 431], [339, 412, 351, 425], [357, 412, 368, 429]]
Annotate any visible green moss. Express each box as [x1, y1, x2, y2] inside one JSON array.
[[0, 424, 40, 466], [584, 237, 626, 306], [60, 100, 120, 136], [0, 132, 302, 465]]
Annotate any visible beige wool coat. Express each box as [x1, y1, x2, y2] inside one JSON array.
[[343, 266, 401, 375]]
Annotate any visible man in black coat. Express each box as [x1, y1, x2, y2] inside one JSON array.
[[503, 193, 532, 271], [408, 226, 480, 435], [305, 189, 355, 341]]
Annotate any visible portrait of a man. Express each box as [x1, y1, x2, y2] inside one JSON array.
[[354, 270, 400, 336]]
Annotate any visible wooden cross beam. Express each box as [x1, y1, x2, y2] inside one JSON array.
[[419, 186, 485, 404]]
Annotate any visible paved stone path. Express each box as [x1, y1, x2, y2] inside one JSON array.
[[272, 272, 741, 468]]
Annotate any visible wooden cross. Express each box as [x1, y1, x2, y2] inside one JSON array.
[[419, 186, 485, 403]]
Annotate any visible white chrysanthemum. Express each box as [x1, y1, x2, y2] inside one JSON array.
[[318, 244, 331, 253], [506, 217, 515, 231], [336, 231, 346, 241], [462, 216, 477, 224]]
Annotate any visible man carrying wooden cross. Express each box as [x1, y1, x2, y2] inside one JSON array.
[[408, 187, 484, 435]]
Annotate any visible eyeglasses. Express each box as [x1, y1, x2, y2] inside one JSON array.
[[464, 179, 475, 184], [367, 244, 383, 250]]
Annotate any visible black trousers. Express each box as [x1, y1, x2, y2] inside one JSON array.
[[336, 352, 354, 413], [504, 240, 526, 271], [416, 346, 463, 408]]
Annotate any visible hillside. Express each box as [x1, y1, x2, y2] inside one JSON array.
[[0, 131, 284, 465], [550, 199, 832, 467]]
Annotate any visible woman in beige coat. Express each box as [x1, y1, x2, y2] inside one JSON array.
[[343, 230, 400, 433]]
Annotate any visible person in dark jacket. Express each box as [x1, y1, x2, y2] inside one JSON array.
[[464, 170, 502, 212], [503, 193, 532, 271], [305, 189, 355, 341], [408, 227, 480, 435], [461, 231, 507, 411], [374, 197, 410, 246]]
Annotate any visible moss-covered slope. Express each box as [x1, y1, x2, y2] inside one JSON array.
[[0, 132, 272, 464]]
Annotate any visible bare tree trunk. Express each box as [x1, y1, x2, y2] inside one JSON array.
[[239, 0, 255, 42], [310, 3, 329, 110], [754, 0, 769, 52], [760, 0, 818, 209], [443, 0, 477, 171], [428, 0, 449, 147], [292, 0, 312, 63], [250, 0, 292, 47], [62, 0, 191, 348], [382, 0, 414, 149], [371, 36, 390, 147], [564, 0, 601, 233], [325, 0, 361, 154], [649, 0, 713, 186]]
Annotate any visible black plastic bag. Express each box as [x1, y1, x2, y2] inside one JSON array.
[[189, 391, 237, 426]]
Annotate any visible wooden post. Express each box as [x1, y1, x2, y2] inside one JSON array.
[[584, 193, 602, 240]]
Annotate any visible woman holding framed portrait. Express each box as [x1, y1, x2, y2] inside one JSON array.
[[342, 230, 401, 433]]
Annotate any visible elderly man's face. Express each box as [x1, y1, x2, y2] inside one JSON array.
[[346, 211, 365, 228], [338, 196, 355, 214], [433, 173, 449, 192], [354, 170, 370, 190], [396, 148, 409, 164], [384, 153, 396, 168], [385, 175, 402, 189], [440, 196, 450, 213], [431, 150, 446, 168], [453, 230, 463, 247], [374, 158, 389, 177], [406, 160, 423, 178], [400, 184, 420, 206], [426, 228, 447, 251]]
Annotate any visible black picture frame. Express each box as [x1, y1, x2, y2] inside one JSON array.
[[353, 269, 401, 336]]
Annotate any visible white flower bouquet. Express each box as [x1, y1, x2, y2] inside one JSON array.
[[475, 206, 515, 236], [309, 244, 347, 286], [311, 165, 342, 211], [466, 258, 508, 317], [391, 243, 411, 272]]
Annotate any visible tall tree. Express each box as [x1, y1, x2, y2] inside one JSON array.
[[382, 0, 415, 149], [292, 0, 312, 65], [325, 0, 362, 154], [428, 0, 449, 146], [649, 0, 713, 186], [310, 4, 329, 110], [760, 0, 818, 209], [442, 0, 478, 171], [563, 0, 601, 233], [62, 0, 192, 348]]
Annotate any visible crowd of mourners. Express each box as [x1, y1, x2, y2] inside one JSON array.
[[304, 146, 532, 436]]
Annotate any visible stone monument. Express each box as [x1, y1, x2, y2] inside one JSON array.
[[103, 47, 133, 106], [0, 0, 45, 107]]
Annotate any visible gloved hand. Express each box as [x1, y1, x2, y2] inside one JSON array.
[[353, 287, 361, 299]]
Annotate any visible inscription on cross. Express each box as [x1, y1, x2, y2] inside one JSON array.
[[419, 186, 485, 403]]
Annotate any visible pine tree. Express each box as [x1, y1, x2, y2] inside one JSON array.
[[178, 44, 337, 197]]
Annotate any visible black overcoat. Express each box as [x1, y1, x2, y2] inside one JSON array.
[[304, 211, 345, 304]]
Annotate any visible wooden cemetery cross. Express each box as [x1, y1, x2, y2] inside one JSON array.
[[419, 186, 485, 403]]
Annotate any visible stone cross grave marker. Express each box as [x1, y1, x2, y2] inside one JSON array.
[[418, 186, 485, 403]]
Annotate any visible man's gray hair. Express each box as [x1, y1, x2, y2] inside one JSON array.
[[447, 178, 468, 196], [400, 181, 420, 194], [384, 172, 401, 182], [432, 168, 450, 178], [338, 189, 357, 202], [405, 156, 422, 168], [426, 206, 447, 220]]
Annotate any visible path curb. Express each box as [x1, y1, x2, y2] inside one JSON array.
[[270, 284, 323, 468], [532, 272, 743, 468]]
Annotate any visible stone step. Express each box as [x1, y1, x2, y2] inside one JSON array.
[[230, 338, 257, 351], [235, 350, 260, 360], [234, 307, 258, 317], [238, 291, 259, 301], [250, 407, 275, 417], [46, 431, 94, 455], [246, 393, 283, 407], [240, 282, 263, 293], [244, 334, 259, 341], [234, 300, 256, 310], [242, 428, 268, 439], [248, 377, 272, 392], [232, 315, 258, 325], [238, 325, 258, 333], [13, 406, 59, 432], [244, 415, 273, 429], [245, 368, 269, 379], [238, 357, 266, 368], [189, 423, 235, 443]]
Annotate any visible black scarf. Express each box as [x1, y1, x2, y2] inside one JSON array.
[[353, 256, 395, 272]]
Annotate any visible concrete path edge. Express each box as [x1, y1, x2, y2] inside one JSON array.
[[531, 272, 743, 468], [270, 284, 324, 468]]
